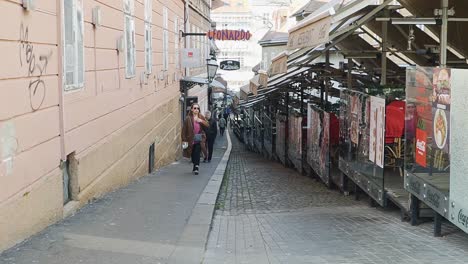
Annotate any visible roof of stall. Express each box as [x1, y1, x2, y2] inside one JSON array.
[[364, 11, 463, 67], [241, 0, 468, 110], [398, 0, 468, 60]]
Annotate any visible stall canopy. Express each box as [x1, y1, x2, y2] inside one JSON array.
[[398, 0, 468, 61]]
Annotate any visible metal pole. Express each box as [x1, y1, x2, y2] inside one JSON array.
[[381, 9, 388, 86], [440, 0, 449, 67], [325, 49, 330, 110], [347, 58, 353, 90], [285, 91, 289, 167], [320, 79, 324, 106]]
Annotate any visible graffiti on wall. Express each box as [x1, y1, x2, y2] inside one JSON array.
[[0, 122, 18, 177], [19, 23, 52, 112]]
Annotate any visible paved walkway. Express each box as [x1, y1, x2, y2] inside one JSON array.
[[0, 134, 230, 264], [204, 131, 468, 264]]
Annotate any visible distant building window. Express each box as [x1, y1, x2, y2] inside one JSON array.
[[174, 16, 180, 69], [144, 0, 153, 74], [163, 7, 169, 71], [63, 0, 84, 90], [124, 0, 136, 78]]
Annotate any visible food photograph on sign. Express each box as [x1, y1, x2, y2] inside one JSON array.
[[432, 68, 451, 109], [432, 107, 450, 172], [433, 109, 449, 150]]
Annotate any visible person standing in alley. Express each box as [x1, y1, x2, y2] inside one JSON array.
[[182, 103, 209, 175], [204, 111, 217, 163], [218, 115, 226, 136]]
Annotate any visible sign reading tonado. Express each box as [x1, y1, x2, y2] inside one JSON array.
[[207, 30, 252, 41]]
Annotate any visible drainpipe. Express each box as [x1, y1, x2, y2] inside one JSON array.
[[185, 0, 190, 77], [57, 0, 66, 162], [285, 90, 289, 167], [440, 0, 448, 67]]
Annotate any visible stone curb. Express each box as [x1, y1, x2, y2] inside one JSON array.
[[168, 130, 232, 264]]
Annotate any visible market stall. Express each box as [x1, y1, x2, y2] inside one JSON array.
[[275, 114, 287, 165], [253, 110, 263, 154], [306, 104, 342, 188], [288, 111, 303, 171], [262, 110, 275, 160], [404, 66, 468, 235]]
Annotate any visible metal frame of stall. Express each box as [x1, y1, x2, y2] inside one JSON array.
[[264, 0, 468, 234], [328, 0, 468, 235], [238, 0, 468, 237], [390, 0, 468, 236]]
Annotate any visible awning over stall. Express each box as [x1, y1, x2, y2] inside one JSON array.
[[398, 0, 468, 61]]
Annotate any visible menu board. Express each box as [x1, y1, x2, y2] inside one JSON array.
[[432, 69, 451, 159], [405, 67, 451, 173]]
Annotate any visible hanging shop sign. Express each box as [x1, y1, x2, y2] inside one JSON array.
[[258, 71, 268, 87], [220, 60, 240, 70], [212, 87, 226, 93], [207, 30, 252, 41], [287, 16, 331, 50], [269, 53, 288, 75], [181, 48, 202, 68]]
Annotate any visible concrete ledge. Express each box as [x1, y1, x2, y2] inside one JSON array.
[[0, 170, 63, 252], [168, 130, 232, 264]]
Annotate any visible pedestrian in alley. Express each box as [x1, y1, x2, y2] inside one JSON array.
[[218, 115, 226, 136], [203, 111, 217, 163], [182, 103, 209, 175]]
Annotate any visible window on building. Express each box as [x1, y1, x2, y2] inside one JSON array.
[[174, 16, 179, 69], [163, 7, 169, 71], [144, 0, 152, 74], [124, 0, 136, 78], [63, 0, 84, 90]]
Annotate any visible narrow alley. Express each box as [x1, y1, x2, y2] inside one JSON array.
[[5, 0, 468, 263]]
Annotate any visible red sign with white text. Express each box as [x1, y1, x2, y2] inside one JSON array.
[[415, 128, 427, 167]]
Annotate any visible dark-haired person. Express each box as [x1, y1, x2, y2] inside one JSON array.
[[182, 103, 209, 175]]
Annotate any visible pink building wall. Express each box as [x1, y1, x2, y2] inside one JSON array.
[[0, 0, 186, 251]]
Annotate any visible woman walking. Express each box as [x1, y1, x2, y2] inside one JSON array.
[[204, 111, 217, 162], [182, 103, 209, 175]]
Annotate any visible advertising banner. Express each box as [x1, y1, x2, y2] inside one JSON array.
[[369, 96, 386, 168], [320, 112, 330, 176], [350, 95, 361, 145], [415, 128, 427, 167]]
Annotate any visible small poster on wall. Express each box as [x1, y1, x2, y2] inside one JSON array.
[[369, 96, 386, 168]]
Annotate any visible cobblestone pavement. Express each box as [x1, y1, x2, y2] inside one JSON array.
[[204, 131, 468, 264]]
